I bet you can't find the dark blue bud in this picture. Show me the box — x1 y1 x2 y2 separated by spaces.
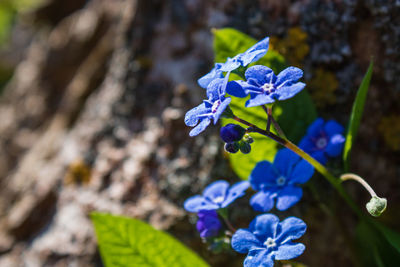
224 142 239 153
220 124 246 143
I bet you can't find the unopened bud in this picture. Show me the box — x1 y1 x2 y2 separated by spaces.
220 124 246 143
366 196 387 217
239 141 251 154
243 134 254 144
224 142 239 153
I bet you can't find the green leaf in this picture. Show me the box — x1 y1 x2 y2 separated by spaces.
374 221 400 254
343 60 373 171
356 220 400 267
91 213 209 267
214 28 316 179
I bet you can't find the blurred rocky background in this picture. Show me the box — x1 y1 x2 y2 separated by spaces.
0 0 399 266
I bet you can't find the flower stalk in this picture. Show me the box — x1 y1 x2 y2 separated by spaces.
234 115 364 218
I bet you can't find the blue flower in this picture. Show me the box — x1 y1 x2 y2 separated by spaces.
196 210 222 238
184 180 250 212
299 118 346 164
198 37 269 88
249 149 314 212
227 65 305 107
184 78 231 136
198 63 224 89
231 214 306 267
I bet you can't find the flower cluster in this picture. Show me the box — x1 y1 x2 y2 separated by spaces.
184 34 348 267
184 180 249 238
232 214 306 267
220 124 254 154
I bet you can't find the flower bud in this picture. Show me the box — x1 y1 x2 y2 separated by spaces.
220 124 246 143
239 141 251 154
224 142 239 153
366 196 387 217
243 134 254 144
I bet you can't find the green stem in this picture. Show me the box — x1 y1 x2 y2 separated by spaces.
233 115 364 218
261 105 287 138
218 208 236 233
340 173 377 197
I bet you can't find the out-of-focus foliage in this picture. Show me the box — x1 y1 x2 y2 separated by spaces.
91 213 210 267
308 69 338 107
378 114 400 151
214 28 316 179
0 0 44 45
356 220 400 267
64 159 92 185
343 61 373 171
270 27 309 68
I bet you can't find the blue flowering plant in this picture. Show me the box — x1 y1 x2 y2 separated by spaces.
183 28 390 266
232 214 306 267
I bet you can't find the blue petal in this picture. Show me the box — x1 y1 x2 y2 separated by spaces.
241 50 268 66
198 63 223 88
250 191 275 212
276 186 303 211
249 214 279 240
231 229 262 253
184 196 219 212
206 78 224 101
310 151 328 165
288 159 314 184
298 137 315 152
273 149 300 177
306 118 324 137
222 181 250 208
324 120 344 136
203 180 229 204
189 117 211 137
244 249 274 267
276 82 305 101
241 36 270 66
275 66 303 86
184 103 207 127
325 134 345 157
248 36 269 52
197 210 218 218
274 242 305 260
246 94 275 107
220 57 241 72
226 80 249 98
245 65 274 85
213 97 231 124
239 80 264 95
275 216 307 244
196 211 221 238
249 161 277 191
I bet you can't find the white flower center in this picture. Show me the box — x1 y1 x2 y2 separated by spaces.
316 137 328 149
214 196 224 204
276 176 286 186
261 83 276 95
264 237 277 248
211 100 221 113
